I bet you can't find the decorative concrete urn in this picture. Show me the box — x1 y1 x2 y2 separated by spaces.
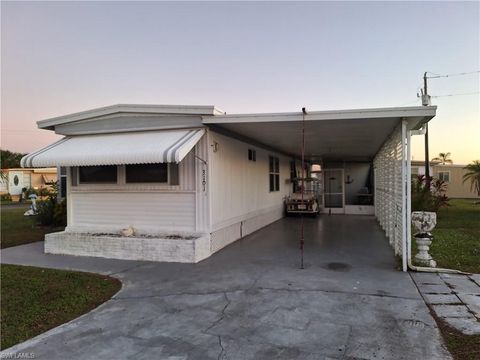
412 211 437 267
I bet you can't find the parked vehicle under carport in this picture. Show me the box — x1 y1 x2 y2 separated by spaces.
285 177 321 215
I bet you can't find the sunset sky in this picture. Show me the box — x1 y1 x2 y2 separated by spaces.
1 1 479 164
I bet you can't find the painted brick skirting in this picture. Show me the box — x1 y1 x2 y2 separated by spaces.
45 206 284 262
45 231 210 263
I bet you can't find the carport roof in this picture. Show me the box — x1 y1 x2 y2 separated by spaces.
203 106 436 161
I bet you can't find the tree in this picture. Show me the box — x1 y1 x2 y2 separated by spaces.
1 149 25 169
463 160 480 197
411 175 449 212
432 152 453 165
1 149 26 183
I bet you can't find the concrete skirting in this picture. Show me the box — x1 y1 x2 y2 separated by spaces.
210 206 284 253
45 231 211 263
344 205 375 215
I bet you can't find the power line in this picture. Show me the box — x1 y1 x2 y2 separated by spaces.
1 129 41 133
426 70 480 79
431 91 480 98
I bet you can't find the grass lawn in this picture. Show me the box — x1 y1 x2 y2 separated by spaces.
1 200 31 205
0 264 121 349
428 306 480 360
427 199 480 273
1 206 63 249
411 199 480 359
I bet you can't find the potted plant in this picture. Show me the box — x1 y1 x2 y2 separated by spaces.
411 175 449 267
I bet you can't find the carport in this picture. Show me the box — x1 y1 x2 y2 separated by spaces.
1 210 450 359
203 106 437 271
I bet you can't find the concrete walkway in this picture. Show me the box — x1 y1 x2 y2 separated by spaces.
411 272 480 335
1 216 451 359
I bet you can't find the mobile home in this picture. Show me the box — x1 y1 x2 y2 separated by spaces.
21 104 436 270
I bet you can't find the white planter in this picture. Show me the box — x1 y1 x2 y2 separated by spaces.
412 211 437 267
411 211 437 235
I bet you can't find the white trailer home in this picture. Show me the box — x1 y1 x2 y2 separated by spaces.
21 104 436 271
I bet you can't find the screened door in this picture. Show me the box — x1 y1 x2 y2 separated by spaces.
324 169 344 211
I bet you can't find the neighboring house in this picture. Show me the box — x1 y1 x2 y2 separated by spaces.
410 160 437 177
411 161 479 199
21 104 436 271
0 167 57 199
434 164 479 199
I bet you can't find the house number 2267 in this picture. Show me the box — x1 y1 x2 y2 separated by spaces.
202 169 206 192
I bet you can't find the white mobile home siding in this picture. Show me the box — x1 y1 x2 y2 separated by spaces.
66 151 197 234
208 131 291 252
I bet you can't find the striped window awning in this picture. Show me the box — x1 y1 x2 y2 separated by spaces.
21 128 205 167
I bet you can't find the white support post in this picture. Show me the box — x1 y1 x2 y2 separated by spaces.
401 120 407 272
406 129 413 265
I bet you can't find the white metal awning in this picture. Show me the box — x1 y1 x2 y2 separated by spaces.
21 128 205 167
203 106 436 162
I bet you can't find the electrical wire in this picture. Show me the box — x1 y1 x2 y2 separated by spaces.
431 91 480 98
426 70 480 79
1 129 40 133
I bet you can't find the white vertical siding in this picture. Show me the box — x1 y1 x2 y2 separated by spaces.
180 152 195 191
23 172 31 188
209 131 291 248
68 192 195 233
195 132 210 232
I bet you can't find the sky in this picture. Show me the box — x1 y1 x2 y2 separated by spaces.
1 1 479 164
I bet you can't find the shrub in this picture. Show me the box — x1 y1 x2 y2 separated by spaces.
19 187 28 202
35 181 66 227
411 175 449 212
37 187 52 197
36 200 55 226
53 199 67 226
1 193 12 202
22 187 37 198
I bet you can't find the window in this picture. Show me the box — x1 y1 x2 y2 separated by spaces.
59 167 67 198
126 163 168 183
75 164 179 186
248 149 256 162
60 176 67 197
269 156 280 192
79 166 117 183
438 171 450 182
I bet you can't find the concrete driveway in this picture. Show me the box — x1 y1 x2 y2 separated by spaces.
1 216 451 359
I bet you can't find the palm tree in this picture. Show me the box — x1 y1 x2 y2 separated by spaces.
463 160 480 197
432 152 453 165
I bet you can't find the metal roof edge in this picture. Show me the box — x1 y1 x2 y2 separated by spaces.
37 104 222 130
203 106 437 124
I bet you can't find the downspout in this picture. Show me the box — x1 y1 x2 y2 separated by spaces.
406 124 470 275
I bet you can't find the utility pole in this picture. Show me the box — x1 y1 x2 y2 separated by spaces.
422 72 431 189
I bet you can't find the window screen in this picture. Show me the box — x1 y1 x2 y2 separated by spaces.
248 149 256 162
438 172 450 182
126 163 168 183
79 166 117 183
269 156 280 191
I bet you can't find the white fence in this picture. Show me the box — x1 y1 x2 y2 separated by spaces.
373 123 405 258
